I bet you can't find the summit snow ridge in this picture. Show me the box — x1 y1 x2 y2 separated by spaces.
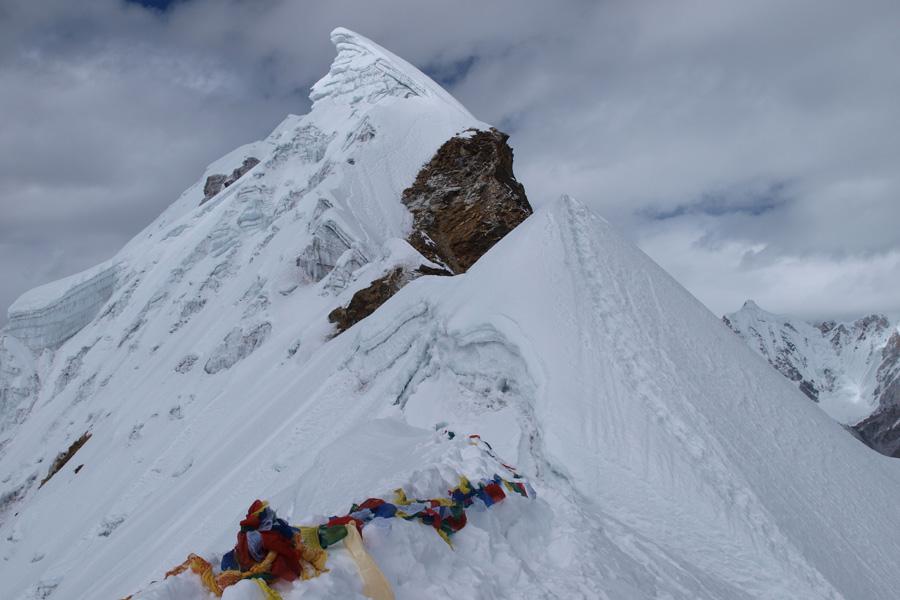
310 28 475 121
325 194 900 599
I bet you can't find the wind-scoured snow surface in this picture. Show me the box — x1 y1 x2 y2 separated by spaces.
2 28 900 600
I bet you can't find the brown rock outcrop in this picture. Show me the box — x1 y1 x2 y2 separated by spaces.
327 265 450 334
201 157 260 204
402 128 532 273
328 268 408 334
328 128 531 334
40 431 91 488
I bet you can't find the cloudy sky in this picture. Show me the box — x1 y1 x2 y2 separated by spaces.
1 0 898 323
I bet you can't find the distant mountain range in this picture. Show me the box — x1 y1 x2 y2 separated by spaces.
724 300 900 457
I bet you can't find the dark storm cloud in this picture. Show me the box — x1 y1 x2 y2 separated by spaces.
1 0 898 323
642 182 790 221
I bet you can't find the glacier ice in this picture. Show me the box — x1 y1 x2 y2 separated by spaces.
5 261 119 353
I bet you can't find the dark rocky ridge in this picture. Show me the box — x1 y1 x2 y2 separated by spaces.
818 314 891 353
329 129 532 334
854 405 900 458
201 157 260 204
39 431 91 488
329 267 407 333
853 331 900 457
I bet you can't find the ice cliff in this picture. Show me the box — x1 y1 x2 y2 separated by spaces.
5 261 120 353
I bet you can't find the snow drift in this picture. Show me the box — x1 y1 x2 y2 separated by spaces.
1 27 899 600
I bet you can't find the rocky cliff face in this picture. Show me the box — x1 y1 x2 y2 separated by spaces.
402 128 531 274
724 300 900 457
328 267 410 333
853 331 900 457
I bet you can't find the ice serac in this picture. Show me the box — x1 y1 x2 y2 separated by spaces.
0 335 39 437
310 27 474 120
5 260 119 353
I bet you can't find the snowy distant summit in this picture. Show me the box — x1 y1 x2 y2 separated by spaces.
2 28 900 600
722 301 892 420
723 301 900 455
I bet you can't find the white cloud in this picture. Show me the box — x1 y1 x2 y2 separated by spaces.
638 217 900 320
0 0 898 322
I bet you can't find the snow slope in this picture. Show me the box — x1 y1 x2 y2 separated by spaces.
723 301 898 424
2 28 900 600
0 24 483 451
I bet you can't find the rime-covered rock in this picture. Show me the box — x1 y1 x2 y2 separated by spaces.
201 157 260 204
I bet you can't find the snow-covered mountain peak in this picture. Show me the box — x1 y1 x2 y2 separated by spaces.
0 35 532 599
725 300 898 428
1 25 498 358
0 21 519 466
310 28 474 122
726 301 900 458
741 298 762 312
819 313 892 354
